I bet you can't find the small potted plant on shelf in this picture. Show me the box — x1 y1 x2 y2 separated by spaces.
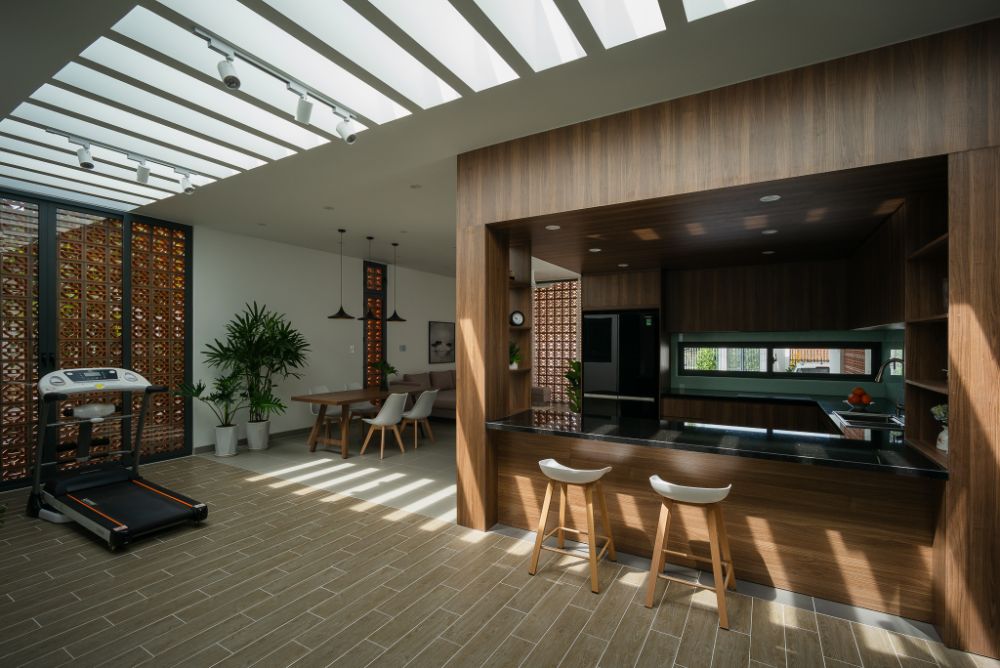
204 302 310 451
176 373 247 457
373 359 399 391
931 403 948 452
565 359 582 413
509 341 522 370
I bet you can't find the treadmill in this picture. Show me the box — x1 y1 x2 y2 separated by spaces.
27 367 207 550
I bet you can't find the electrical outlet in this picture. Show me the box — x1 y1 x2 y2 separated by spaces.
399 344 407 352
348 345 355 354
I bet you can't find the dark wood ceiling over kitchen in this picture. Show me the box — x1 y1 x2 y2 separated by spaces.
497 156 947 273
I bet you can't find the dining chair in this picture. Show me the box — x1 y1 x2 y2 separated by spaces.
360 393 408 459
401 389 438 449
347 381 378 418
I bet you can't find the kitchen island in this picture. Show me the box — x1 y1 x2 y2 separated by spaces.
486 406 945 621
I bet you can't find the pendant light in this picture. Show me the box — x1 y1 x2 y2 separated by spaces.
357 236 379 321
387 242 407 322
328 228 355 319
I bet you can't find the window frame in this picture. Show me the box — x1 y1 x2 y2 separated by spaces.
677 340 882 381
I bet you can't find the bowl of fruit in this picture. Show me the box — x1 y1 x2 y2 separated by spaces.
845 387 874 412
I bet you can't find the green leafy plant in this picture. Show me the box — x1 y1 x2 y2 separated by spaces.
373 360 399 389
176 373 247 427
509 341 522 366
564 359 582 413
203 302 310 422
931 404 948 425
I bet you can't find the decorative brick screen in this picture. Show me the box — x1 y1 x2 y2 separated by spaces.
532 281 579 404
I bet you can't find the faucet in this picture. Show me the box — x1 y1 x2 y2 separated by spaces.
874 357 903 383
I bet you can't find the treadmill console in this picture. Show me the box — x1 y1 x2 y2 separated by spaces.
39 368 152 396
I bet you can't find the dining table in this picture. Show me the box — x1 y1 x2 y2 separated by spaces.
291 386 429 458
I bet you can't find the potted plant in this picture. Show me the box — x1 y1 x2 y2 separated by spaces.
931 403 948 452
204 302 310 451
564 359 582 413
177 373 247 457
373 360 399 391
509 341 522 370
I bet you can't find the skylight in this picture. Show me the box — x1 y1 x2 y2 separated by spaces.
0 151 169 200
473 0 585 72
682 0 755 22
261 0 459 109
368 0 518 92
578 0 667 48
0 176 141 212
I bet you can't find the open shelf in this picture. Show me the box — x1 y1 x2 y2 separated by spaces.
509 366 532 372
906 313 947 324
906 379 948 395
508 280 531 289
906 437 949 468
907 232 948 261
509 325 532 331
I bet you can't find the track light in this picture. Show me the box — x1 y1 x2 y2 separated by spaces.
76 145 95 170
295 93 313 124
217 56 240 90
176 170 195 195
336 118 358 145
135 161 150 185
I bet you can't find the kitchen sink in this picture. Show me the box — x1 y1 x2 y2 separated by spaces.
832 410 904 430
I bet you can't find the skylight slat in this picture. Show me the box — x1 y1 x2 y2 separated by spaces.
82 36 325 151
0 135 177 192
473 0 585 72
368 0 518 92
0 118 213 187
111 9 363 139
30 84 264 170
262 0 459 109
11 102 238 179
0 165 155 207
53 63 294 161
578 0 667 48
153 0 410 124
0 176 139 211
682 0 754 22
0 150 174 199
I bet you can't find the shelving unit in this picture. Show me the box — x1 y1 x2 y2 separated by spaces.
508 243 533 414
903 192 949 465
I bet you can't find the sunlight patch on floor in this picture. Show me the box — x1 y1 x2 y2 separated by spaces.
245 458 331 481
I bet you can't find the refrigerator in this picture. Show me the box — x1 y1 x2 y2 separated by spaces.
582 311 659 419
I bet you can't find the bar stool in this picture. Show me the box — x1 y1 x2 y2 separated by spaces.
528 458 617 593
644 475 736 628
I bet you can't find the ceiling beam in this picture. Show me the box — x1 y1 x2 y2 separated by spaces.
553 0 606 57
447 0 535 79
658 0 690 30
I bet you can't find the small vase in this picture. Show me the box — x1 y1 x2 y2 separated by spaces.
936 425 949 452
509 361 518 370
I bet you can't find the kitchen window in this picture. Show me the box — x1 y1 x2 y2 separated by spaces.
678 342 882 380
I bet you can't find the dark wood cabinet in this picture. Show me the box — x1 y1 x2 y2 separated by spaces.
848 204 906 328
661 395 838 434
581 269 660 311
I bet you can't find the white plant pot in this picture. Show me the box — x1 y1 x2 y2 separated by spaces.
509 362 518 370
215 425 238 457
936 426 949 452
247 420 271 451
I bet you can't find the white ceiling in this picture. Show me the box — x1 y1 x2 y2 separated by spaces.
2 0 998 276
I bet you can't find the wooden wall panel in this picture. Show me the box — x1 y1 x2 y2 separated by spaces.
581 269 660 311
941 147 1000 658
494 430 941 621
849 205 906 328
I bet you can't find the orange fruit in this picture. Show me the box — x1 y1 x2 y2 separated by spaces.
861 394 872 405
852 387 865 396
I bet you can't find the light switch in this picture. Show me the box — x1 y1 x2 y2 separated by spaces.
349 345 356 354
399 344 407 352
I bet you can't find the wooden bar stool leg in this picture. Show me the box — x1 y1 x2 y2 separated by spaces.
716 506 736 590
584 484 600 593
645 501 671 607
596 481 616 561
529 482 554 575
557 484 567 548
706 504 730 629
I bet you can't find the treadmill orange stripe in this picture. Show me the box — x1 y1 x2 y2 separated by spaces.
132 479 194 507
66 493 125 527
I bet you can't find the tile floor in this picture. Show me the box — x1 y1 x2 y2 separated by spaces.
0 424 996 667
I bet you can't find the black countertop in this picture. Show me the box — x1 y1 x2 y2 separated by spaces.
486 403 947 479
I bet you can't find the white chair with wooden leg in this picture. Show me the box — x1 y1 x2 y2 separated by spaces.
347 381 377 419
644 475 736 629
401 389 438 449
359 392 407 460
528 458 617 593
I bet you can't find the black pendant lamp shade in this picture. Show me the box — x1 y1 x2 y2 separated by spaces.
358 236 379 321
328 228 355 319
387 242 406 322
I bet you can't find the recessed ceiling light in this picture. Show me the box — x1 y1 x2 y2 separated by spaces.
323 205 335 210
759 194 781 203
545 224 561 231
762 229 778 235
762 250 775 255
409 184 422 189
618 263 629 268
589 248 602 253
257 222 267 226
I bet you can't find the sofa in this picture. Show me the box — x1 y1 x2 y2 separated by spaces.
389 370 456 419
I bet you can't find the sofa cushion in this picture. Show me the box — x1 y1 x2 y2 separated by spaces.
435 389 457 409
430 370 454 390
404 372 431 388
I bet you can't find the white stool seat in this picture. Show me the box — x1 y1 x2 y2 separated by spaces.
649 475 731 505
538 458 611 485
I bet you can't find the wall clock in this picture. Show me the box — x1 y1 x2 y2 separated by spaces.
509 310 525 326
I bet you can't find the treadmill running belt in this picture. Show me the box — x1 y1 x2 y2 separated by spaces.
60 480 197 536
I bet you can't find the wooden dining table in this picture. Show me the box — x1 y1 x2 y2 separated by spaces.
291 386 428 458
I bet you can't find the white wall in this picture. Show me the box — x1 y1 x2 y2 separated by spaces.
192 227 455 448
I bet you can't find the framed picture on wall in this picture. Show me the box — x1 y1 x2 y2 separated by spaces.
428 321 455 364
